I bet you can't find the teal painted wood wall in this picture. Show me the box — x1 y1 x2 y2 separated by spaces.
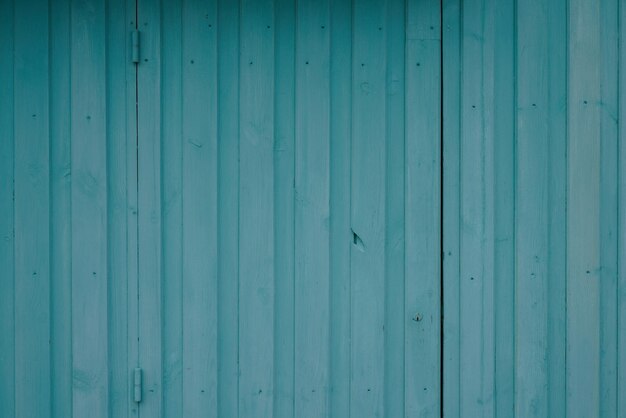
2 0 626 416
139 0 441 416
0 0 137 418
443 0 626 416
0 0 442 417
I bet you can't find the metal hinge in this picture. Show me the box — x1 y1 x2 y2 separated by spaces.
133 367 142 403
131 30 140 64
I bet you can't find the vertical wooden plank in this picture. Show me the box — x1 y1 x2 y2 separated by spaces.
160 0 183 416
619 1 626 414
71 0 109 416
126 0 140 415
217 0 241 417
515 0 550 415
107 0 135 417
137 0 164 414
459 0 495 415
14 0 51 416
480 3 496 413
50 0 73 416
350 0 386 416
329 0 352 415
294 1 330 416
546 0 568 415
383 0 405 415
181 0 219 416
603 0 621 410
567 0 601 416
493 0 515 416
442 0 461 415
619 0 626 413
459 2 484 414
405 0 440 416
0 0 15 415
273 0 295 416
238 0 275 415
598 0 619 415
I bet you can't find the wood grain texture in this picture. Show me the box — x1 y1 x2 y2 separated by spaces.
50 0 73 416
443 0 620 417
619 1 626 416
238 1 275 416
442 0 462 415
350 0 387 416
181 0 219 416
142 2 441 418
0 0 16 416
598 2 620 417
459 0 495 415
384 0 406 415
137 0 164 415
616 1 626 416
516 0 550 414
2 2 451 417
218 0 242 416
160 0 183 416
14 1 51 417
546 0 568 416
295 0 331 415
7 0 626 417
273 0 296 417
328 0 352 416
405 0 441 415
125 0 140 414
70 0 109 416
107 1 135 418
493 1 516 416
567 0 602 416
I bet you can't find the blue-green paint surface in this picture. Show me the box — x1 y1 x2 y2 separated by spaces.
443 0 625 416
0 0 440 417
2 0 626 417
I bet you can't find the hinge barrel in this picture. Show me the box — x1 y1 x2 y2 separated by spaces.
131 30 140 63
133 367 142 403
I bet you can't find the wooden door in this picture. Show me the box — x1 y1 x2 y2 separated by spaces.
0 0 139 417
134 0 442 417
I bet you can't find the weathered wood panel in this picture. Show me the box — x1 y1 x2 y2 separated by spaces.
136 0 164 416
294 0 331 416
0 1 15 417
144 1 442 417
619 2 626 416
14 1 51 417
328 0 352 416
350 1 388 415
0 1 136 417
180 0 219 417
239 0 276 416
50 0 73 415
1 1 441 417
273 1 296 417
443 0 623 416
216 1 242 417
159 0 184 416
405 1 441 416
7 0 626 417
